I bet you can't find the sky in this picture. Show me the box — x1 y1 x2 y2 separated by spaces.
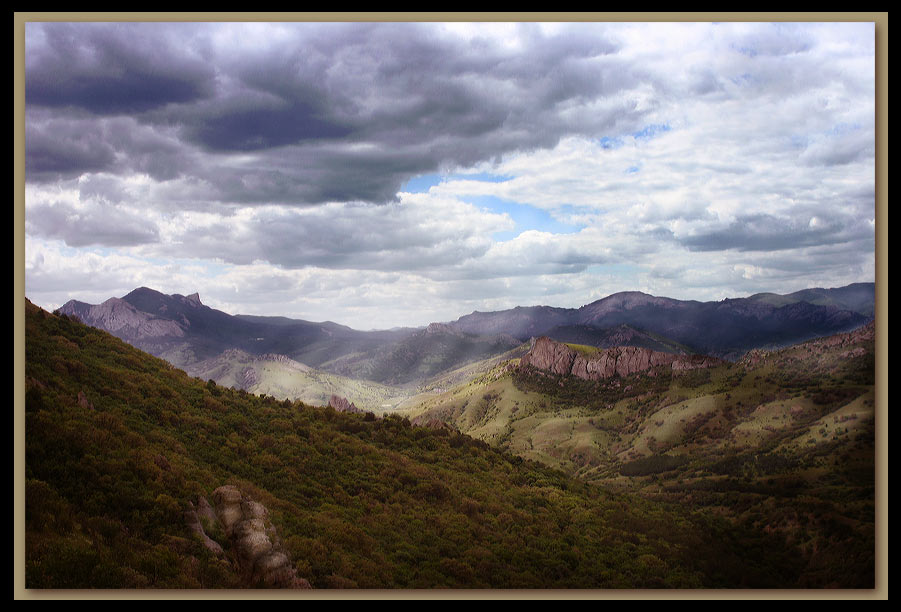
22 20 876 330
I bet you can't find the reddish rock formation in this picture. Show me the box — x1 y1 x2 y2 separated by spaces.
328 394 363 414
77 390 94 410
520 336 721 381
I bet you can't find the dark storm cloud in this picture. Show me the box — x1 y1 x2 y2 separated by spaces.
26 113 194 182
26 22 645 207
201 147 438 206
183 93 354 152
678 213 872 253
25 22 215 114
26 120 116 178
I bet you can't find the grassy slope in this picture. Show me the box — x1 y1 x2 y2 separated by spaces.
185 350 415 413
25 300 814 589
407 325 876 587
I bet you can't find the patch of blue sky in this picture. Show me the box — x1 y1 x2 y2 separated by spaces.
828 122 863 135
584 263 644 286
598 135 624 150
134 253 231 277
587 263 641 276
80 245 116 257
789 134 808 149
633 123 671 141
400 171 512 194
461 195 585 242
401 173 443 193
728 72 754 87
626 165 641 174
596 123 671 151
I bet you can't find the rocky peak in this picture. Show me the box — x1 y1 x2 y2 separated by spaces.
183 292 203 307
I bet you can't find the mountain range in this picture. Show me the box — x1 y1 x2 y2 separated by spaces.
59 284 873 388
447 284 873 361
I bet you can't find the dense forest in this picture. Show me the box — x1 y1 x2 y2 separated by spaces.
22 300 823 589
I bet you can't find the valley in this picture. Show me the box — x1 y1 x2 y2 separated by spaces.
26 282 878 589
402 325 876 588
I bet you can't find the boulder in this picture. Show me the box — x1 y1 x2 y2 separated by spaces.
205 485 311 588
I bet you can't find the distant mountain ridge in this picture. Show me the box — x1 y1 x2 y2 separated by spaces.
58 283 873 387
59 287 521 386
447 283 873 361
747 282 875 317
60 287 409 370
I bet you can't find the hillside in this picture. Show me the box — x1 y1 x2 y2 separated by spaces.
408 325 876 587
25 298 827 589
185 349 414 412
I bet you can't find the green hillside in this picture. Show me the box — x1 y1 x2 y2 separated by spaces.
408 325 876 587
23 300 818 589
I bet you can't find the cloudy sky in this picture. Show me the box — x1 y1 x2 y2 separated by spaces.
23 20 875 329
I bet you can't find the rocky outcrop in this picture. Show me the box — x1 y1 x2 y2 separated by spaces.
520 336 722 382
329 394 363 414
185 486 311 588
77 390 94 410
184 499 225 557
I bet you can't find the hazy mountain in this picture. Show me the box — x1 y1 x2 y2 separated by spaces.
747 282 876 317
59 283 873 386
539 323 695 354
447 283 873 360
60 287 412 370
449 305 577 339
322 322 522 386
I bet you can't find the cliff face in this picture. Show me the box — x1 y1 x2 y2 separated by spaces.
519 337 721 381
